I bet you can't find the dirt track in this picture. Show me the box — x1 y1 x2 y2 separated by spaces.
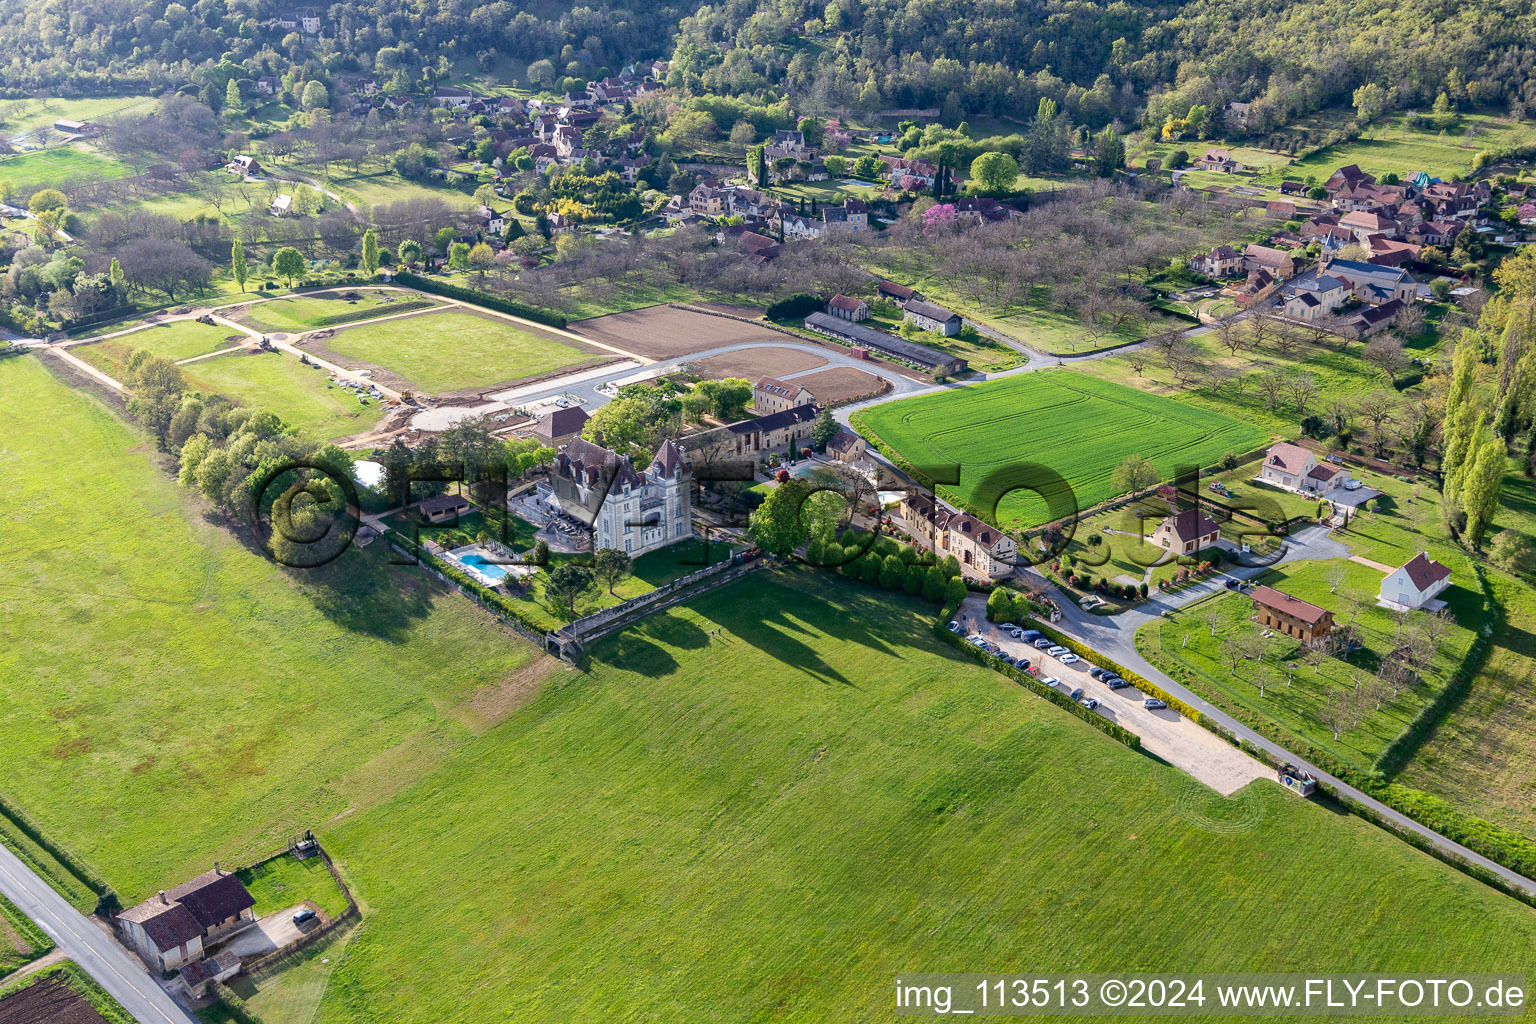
790 366 889 406
568 306 789 359
689 346 827 380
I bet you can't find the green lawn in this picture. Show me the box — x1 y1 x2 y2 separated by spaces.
238 855 350 919
73 321 244 380
319 310 591 393
0 95 154 137
301 568 1536 1023
852 370 1270 529
0 144 131 189
1282 112 1536 183
182 349 386 440
0 354 542 903
988 301 1173 355
236 290 437 334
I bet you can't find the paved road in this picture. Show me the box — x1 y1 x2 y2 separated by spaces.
0 843 197 1024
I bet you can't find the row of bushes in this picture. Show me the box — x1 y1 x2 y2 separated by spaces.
932 603 1142 750
765 292 826 320
214 981 266 1024
390 271 567 328
379 526 554 636
0 791 118 915
59 304 139 332
1021 618 1207 724
311 298 435 328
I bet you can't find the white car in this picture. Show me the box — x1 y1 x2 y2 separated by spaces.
1080 697 1101 710
1041 676 1060 687
1060 653 1081 665
1047 646 1070 657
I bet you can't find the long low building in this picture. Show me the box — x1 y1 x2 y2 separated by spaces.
802 312 967 376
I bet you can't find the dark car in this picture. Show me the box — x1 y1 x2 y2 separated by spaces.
1106 676 1129 690
1020 630 1043 642
1224 579 1242 590
1143 698 1168 710
1089 667 1106 680
293 908 318 927
1033 638 1054 650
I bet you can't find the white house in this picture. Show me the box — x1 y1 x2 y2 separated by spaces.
1379 552 1451 611
546 437 693 557
1258 442 1356 496
270 194 293 216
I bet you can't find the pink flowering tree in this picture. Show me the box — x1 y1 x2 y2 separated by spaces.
921 203 957 232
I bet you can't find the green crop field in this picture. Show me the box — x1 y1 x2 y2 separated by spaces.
181 349 386 440
853 371 1270 528
0 354 541 901
235 290 438 334
319 310 591 393
0 144 131 189
73 321 244 380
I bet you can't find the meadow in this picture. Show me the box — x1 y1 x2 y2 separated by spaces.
0 95 153 138
0 354 543 903
319 310 592 393
73 321 243 380
236 290 437 334
852 371 1270 529
181 349 386 440
0 144 131 189
238 855 349 920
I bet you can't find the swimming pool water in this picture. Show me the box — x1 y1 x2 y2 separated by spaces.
459 553 510 582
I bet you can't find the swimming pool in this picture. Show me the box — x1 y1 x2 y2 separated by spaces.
458 552 510 582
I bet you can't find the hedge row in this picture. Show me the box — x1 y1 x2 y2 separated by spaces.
0 891 54 966
390 271 567 328
312 298 435 328
380 526 554 636
214 981 267 1024
931 608 1142 751
765 292 824 320
0 792 118 915
1020 617 1209 725
60 304 140 332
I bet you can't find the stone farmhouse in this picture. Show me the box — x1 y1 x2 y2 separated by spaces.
898 493 1018 580
802 313 967 376
117 867 256 972
902 298 962 336
753 376 816 414
827 294 870 321
1150 508 1221 556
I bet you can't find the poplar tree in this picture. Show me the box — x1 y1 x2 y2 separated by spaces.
230 239 248 292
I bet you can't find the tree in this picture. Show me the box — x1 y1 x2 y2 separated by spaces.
811 406 838 449
1112 454 1158 494
125 355 188 448
468 241 495 278
1490 530 1536 574
944 575 968 606
448 241 470 271
748 478 810 555
1362 333 1407 383
398 239 423 267
592 547 634 595
28 188 67 216
544 563 593 616
224 78 243 116
230 238 248 292
361 228 380 277
273 246 306 287
1460 426 1506 547
108 257 124 288
1092 126 1124 177
1352 82 1386 123
301 80 330 111
922 565 948 603
969 151 1018 195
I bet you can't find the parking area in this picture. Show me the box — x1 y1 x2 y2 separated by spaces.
951 607 1269 796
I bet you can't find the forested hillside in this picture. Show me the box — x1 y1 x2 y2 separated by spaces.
1 0 1531 126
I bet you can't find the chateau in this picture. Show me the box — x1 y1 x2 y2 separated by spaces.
546 436 693 556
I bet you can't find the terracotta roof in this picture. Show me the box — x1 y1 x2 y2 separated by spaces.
1400 552 1450 591
877 280 915 300
1306 463 1340 481
1265 442 1313 475
1162 508 1219 543
828 294 866 313
827 429 862 452
164 870 256 930
118 900 204 951
1251 585 1331 625
754 376 807 400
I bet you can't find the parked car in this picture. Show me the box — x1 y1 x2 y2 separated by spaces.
1089 667 1106 680
1033 638 1054 650
1105 676 1129 690
1046 646 1069 657
293 908 318 927
1060 653 1080 665
1021 630 1043 642
999 623 1020 633
1015 658 1031 670
1080 697 1101 710
1224 579 1242 590
1061 686 1084 701
1041 676 1060 687
947 621 961 632
1143 698 1168 710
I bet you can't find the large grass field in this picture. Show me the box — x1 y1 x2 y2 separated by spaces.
182 349 386 440
0 354 542 901
319 309 591 393
0 95 154 137
73 321 243 380
235 290 437 334
0 144 131 189
853 370 1271 529
9 357 1536 1022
